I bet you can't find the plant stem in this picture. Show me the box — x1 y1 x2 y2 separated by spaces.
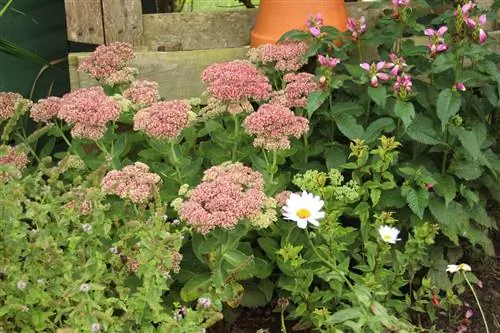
441 149 449 174
305 229 353 290
57 121 72 148
232 114 239 161
170 142 183 183
280 308 287 333
16 133 41 163
303 135 309 164
329 93 335 139
365 97 372 125
463 272 490 333
357 40 364 63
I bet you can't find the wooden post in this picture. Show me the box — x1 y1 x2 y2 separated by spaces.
102 0 144 46
64 0 105 44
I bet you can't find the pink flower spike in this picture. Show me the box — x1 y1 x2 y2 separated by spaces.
370 76 379 87
466 17 476 28
310 27 321 37
360 63 371 71
479 14 487 25
479 29 487 44
347 17 356 32
315 13 324 25
437 26 448 36
424 28 435 37
456 82 466 91
377 73 390 81
461 3 472 14
376 61 386 71
390 65 400 77
317 54 327 66
436 43 448 52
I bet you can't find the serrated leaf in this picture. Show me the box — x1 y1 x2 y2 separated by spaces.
307 90 329 118
326 308 364 325
407 114 443 145
335 113 364 140
332 102 365 117
324 146 347 170
370 189 381 206
449 159 483 180
436 89 461 132
367 86 387 108
433 174 456 206
404 187 429 219
180 274 212 302
278 29 311 42
394 99 415 131
429 199 469 245
454 128 481 160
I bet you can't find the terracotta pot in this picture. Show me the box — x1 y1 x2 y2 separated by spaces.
250 0 348 47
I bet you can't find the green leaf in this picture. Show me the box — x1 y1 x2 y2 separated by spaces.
394 99 415 131
431 53 456 73
307 90 329 118
257 237 279 259
362 117 395 143
433 174 456 206
429 199 469 245
335 113 364 140
324 145 347 170
407 114 443 145
331 102 365 117
454 128 480 161
0 37 51 66
404 187 429 219
253 258 273 279
180 273 212 302
436 89 461 132
367 86 387 108
278 29 311 42
449 159 483 180
370 189 381 206
326 308 364 325
345 64 367 78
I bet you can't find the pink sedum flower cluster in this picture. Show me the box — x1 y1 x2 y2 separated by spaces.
250 41 309 72
279 73 320 109
123 80 160 107
201 60 272 103
101 162 161 203
347 16 367 41
133 100 194 140
30 97 61 123
244 103 309 151
179 162 267 234
0 145 29 180
0 92 24 121
78 42 135 85
59 86 122 140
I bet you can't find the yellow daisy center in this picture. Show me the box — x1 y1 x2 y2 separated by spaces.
296 208 311 219
383 234 392 241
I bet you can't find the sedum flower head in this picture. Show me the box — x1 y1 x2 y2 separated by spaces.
251 41 309 72
30 97 61 123
58 86 122 140
201 60 272 103
378 225 401 244
0 92 25 121
282 191 325 229
101 162 161 203
123 80 160 107
446 263 471 273
249 197 278 229
244 103 309 151
133 100 195 140
179 162 267 234
0 145 29 180
281 73 320 109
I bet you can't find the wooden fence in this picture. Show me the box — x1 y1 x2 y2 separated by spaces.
65 0 499 100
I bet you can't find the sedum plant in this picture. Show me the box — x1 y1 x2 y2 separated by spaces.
0 0 498 331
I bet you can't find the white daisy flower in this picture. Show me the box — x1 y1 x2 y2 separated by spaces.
378 225 401 244
282 191 325 229
446 263 471 273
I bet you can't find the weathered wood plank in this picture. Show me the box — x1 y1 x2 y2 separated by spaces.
63 0 105 44
142 9 259 51
68 47 250 100
102 0 143 45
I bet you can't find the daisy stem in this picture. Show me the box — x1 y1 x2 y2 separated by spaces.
462 272 490 333
305 229 353 290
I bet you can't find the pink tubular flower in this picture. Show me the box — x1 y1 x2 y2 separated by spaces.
424 26 448 56
179 162 266 234
244 103 309 151
30 97 61 123
455 82 466 91
317 54 341 68
101 162 161 203
252 41 309 72
78 42 135 83
386 53 407 76
58 86 122 140
306 13 323 37
0 92 24 121
360 61 390 88
123 80 160 107
281 73 320 108
201 60 272 102
133 100 194 140
347 16 367 41
392 74 413 99
392 0 410 7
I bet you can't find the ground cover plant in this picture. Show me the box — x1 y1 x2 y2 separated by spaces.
1 0 499 332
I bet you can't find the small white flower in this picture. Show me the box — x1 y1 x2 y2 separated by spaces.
17 280 27 290
91 323 101 333
282 191 325 229
82 223 92 233
446 263 471 273
79 283 90 292
378 225 401 244
109 247 119 254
